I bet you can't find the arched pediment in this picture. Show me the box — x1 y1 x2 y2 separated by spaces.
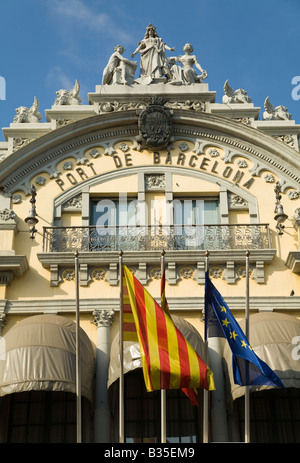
0 109 299 198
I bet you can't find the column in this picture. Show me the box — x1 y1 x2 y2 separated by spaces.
93 309 114 443
208 337 229 442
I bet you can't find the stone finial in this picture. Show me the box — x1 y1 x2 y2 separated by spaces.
262 96 292 121
13 96 42 123
54 80 82 105
222 80 252 104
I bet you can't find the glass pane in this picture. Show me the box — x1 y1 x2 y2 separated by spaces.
6 392 81 443
123 371 200 443
235 389 300 443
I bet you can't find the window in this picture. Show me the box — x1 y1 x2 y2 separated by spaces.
173 198 220 249
89 197 140 251
90 197 140 228
173 198 220 226
110 370 202 443
0 391 91 443
235 388 300 443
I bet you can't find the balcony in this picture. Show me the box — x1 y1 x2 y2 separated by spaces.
38 224 275 287
42 224 271 253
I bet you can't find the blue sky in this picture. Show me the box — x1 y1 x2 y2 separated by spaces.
0 0 300 141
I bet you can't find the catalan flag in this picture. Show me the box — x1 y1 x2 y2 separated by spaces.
123 265 215 392
123 275 138 342
160 269 171 318
161 269 199 406
204 271 284 389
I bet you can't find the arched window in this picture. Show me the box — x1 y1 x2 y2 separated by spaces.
109 370 203 443
234 388 300 443
0 391 91 443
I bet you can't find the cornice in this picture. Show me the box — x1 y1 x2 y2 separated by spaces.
4 295 300 315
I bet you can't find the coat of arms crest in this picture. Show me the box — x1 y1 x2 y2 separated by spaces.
137 96 172 149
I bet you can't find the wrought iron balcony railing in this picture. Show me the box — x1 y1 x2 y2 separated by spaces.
42 224 271 253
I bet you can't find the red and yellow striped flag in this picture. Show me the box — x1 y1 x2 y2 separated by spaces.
123 275 138 342
161 269 200 406
160 269 171 318
123 265 215 392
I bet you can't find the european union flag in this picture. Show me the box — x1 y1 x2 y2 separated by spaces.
204 271 284 388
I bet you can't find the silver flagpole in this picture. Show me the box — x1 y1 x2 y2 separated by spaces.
119 250 124 443
75 251 82 443
203 250 209 443
160 250 167 443
245 250 250 443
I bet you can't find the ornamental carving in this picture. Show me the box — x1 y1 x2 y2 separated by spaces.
62 194 82 210
179 267 194 279
62 269 75 281
137 96 172 149
149 267 161 280
93 310 114 328
91 268 106 280
145 174 165 190
0 208 17 222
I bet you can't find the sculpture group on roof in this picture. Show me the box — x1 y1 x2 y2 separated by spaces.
102 24 208 86
10 24 294 124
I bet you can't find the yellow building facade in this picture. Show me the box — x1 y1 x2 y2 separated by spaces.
0 27 300 443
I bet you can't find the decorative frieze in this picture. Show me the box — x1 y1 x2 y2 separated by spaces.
13 137 37 152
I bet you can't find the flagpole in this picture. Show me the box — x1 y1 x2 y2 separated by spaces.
118 250 125 443
203 250 209 443
245 250 250 443
160 250 167 443
75 251 82 443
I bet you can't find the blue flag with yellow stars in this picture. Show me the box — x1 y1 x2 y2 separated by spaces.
204 271 284 388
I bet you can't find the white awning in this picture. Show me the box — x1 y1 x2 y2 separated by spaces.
223 312 300 400
108 315 206 388
0 315 95 402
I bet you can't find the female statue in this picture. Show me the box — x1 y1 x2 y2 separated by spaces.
131 24 175 82
169 43 207 85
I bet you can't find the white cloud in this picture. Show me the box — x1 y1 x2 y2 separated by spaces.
48 0 134 44
45 66 74 91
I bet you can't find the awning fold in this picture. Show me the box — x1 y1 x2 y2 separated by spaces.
223 312 300 400
0 315 95 401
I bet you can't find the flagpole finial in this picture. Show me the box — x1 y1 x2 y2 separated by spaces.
246 250 250 257
205 250 209 257
74 250 79 258
161 249 165 256
119 250 123 257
